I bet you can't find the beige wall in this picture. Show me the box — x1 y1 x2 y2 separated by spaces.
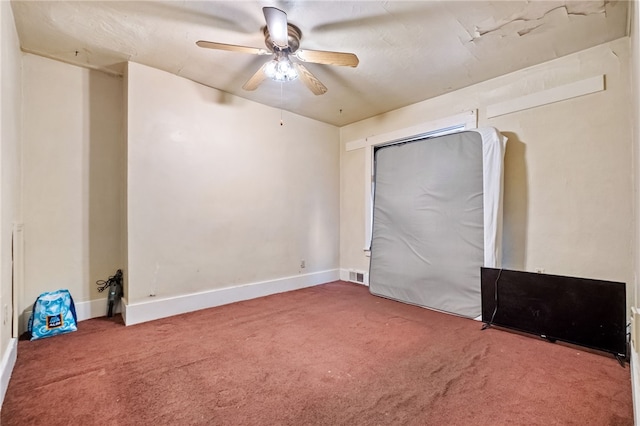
0 1 22 356
8 22 636 322
125 62 340 303
21 54 124 322
632 0 640 312
341 39 633 306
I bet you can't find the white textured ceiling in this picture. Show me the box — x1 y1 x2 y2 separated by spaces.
11 1 628 126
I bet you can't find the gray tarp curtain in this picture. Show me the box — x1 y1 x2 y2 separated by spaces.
369 129 505 318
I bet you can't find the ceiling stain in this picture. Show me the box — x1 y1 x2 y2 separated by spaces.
472 1 608 41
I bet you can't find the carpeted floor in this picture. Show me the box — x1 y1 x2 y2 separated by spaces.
1 281 633 425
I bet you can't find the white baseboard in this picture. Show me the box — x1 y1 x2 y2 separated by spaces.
74 297 121 321
123 269 340 326
0 338 17 407
120 297 128 325
632 348 639 425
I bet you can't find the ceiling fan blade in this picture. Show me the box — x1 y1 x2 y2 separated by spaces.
196 40 270 56
242 63 269 91
294 63 327 96
263 7 289 49
295 50 359 67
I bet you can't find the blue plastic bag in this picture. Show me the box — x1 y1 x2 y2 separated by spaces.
28 289 77 340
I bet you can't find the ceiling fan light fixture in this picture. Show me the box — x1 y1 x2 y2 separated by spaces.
264 56 298 82
197 6 358 95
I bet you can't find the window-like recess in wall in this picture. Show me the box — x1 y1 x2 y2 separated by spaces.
344 110 478 255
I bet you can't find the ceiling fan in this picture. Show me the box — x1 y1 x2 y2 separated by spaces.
196 7 359 95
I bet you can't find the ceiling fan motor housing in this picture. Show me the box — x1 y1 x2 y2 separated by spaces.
263 24 302 53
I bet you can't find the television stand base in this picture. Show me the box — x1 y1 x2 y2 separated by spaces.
541 335 556 343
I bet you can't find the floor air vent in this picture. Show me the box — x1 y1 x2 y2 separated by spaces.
349 270 365 284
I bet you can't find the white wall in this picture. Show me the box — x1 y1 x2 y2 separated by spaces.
341 38 633 303
0 0 22 402
126 62 340 305
21 54 124 325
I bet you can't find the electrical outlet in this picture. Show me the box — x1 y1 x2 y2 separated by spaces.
300 260 306 269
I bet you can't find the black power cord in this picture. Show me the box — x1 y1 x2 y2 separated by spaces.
96 269 122 293
482 268 502 330
96 269 123 317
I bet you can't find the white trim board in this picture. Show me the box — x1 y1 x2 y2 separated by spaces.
486 75 604 119
13 223 24 338
0 338 17 408
345 110 478 152
123 269 340 326
632 348 639 425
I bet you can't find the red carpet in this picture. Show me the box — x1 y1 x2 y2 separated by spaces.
1 281 633 425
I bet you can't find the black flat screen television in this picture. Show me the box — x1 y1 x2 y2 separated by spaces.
481 267 627 357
